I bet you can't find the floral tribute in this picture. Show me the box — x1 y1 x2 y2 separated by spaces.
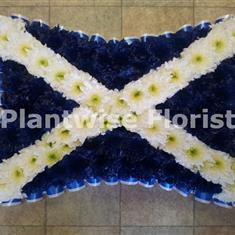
0 15 235 207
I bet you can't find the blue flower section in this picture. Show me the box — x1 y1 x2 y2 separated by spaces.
0 60 77 161
1 18 222 199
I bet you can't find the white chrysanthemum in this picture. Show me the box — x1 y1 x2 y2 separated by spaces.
163 129 185 153
0 182 22 202
81 88 111 112
181 40 215 78
66 107 101 143
121 80 149 114
171 133 211 169
223 17 235 49
200 152 234 184
109 91 129 115
98 113 120 132
214 184 235 203
40 147 64 168
205 25 234 61
46 61 72 87
27 47 55 78
163 58 192 89
136 111 168 146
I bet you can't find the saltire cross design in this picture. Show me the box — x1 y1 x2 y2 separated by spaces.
1 15 235 206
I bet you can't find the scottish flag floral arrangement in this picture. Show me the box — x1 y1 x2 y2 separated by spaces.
1 14 235 207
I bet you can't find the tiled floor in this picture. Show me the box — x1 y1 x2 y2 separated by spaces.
0 0 234 235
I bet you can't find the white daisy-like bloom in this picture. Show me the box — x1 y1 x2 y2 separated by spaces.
81 87 112 112
66 107 101 143
223 17 235 49
0 16 25 52
15 151 44 177
109 90 129 115
0 181 22 202
200 151 234 185
162 128 185 154
121 80 148 114
168 131 211 169
214 184 235 203
26 46 56 78
205 25 234 61
163 58 192 90
136 111 168 146
98 113 120 133
46 60 73 91
142 72 170 105
181 39 216 78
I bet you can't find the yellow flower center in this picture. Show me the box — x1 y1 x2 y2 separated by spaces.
130 89 144 102
186 146 203 161
170 70 181 83
46 151 61 166
61 144 71 152
116 97 127 108
54 71 66 82
38 58 49 67
148 84 159 96
29 156 38 166
19 44 31 56
12 167 24 183
191 54 205 65
59 129 70 139
0 34 8 42
87 94 101 108
212 39 225 52
72 81 83 94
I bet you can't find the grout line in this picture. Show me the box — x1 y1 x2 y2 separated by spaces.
45 198 48 235
48 0 51 26
119 185 122 235
0 5 234 8
121 0 123 40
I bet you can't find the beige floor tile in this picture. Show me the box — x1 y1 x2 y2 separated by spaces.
50 6 121 39
47 226 119 235
122 7 193 37
0 226 44 235
195 0 235 7
50 0 95 6
123 0 193 7
121 185 193 226
47 184 120 226
194 7 235 24
195 202 235 225
0 0 48 6
195 227 235 235
0 201 45 225
0 6 49 23
121 227 193 235
95 0 121 6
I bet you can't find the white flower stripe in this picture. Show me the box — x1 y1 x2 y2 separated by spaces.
125 110 235 202
0 16 235 202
